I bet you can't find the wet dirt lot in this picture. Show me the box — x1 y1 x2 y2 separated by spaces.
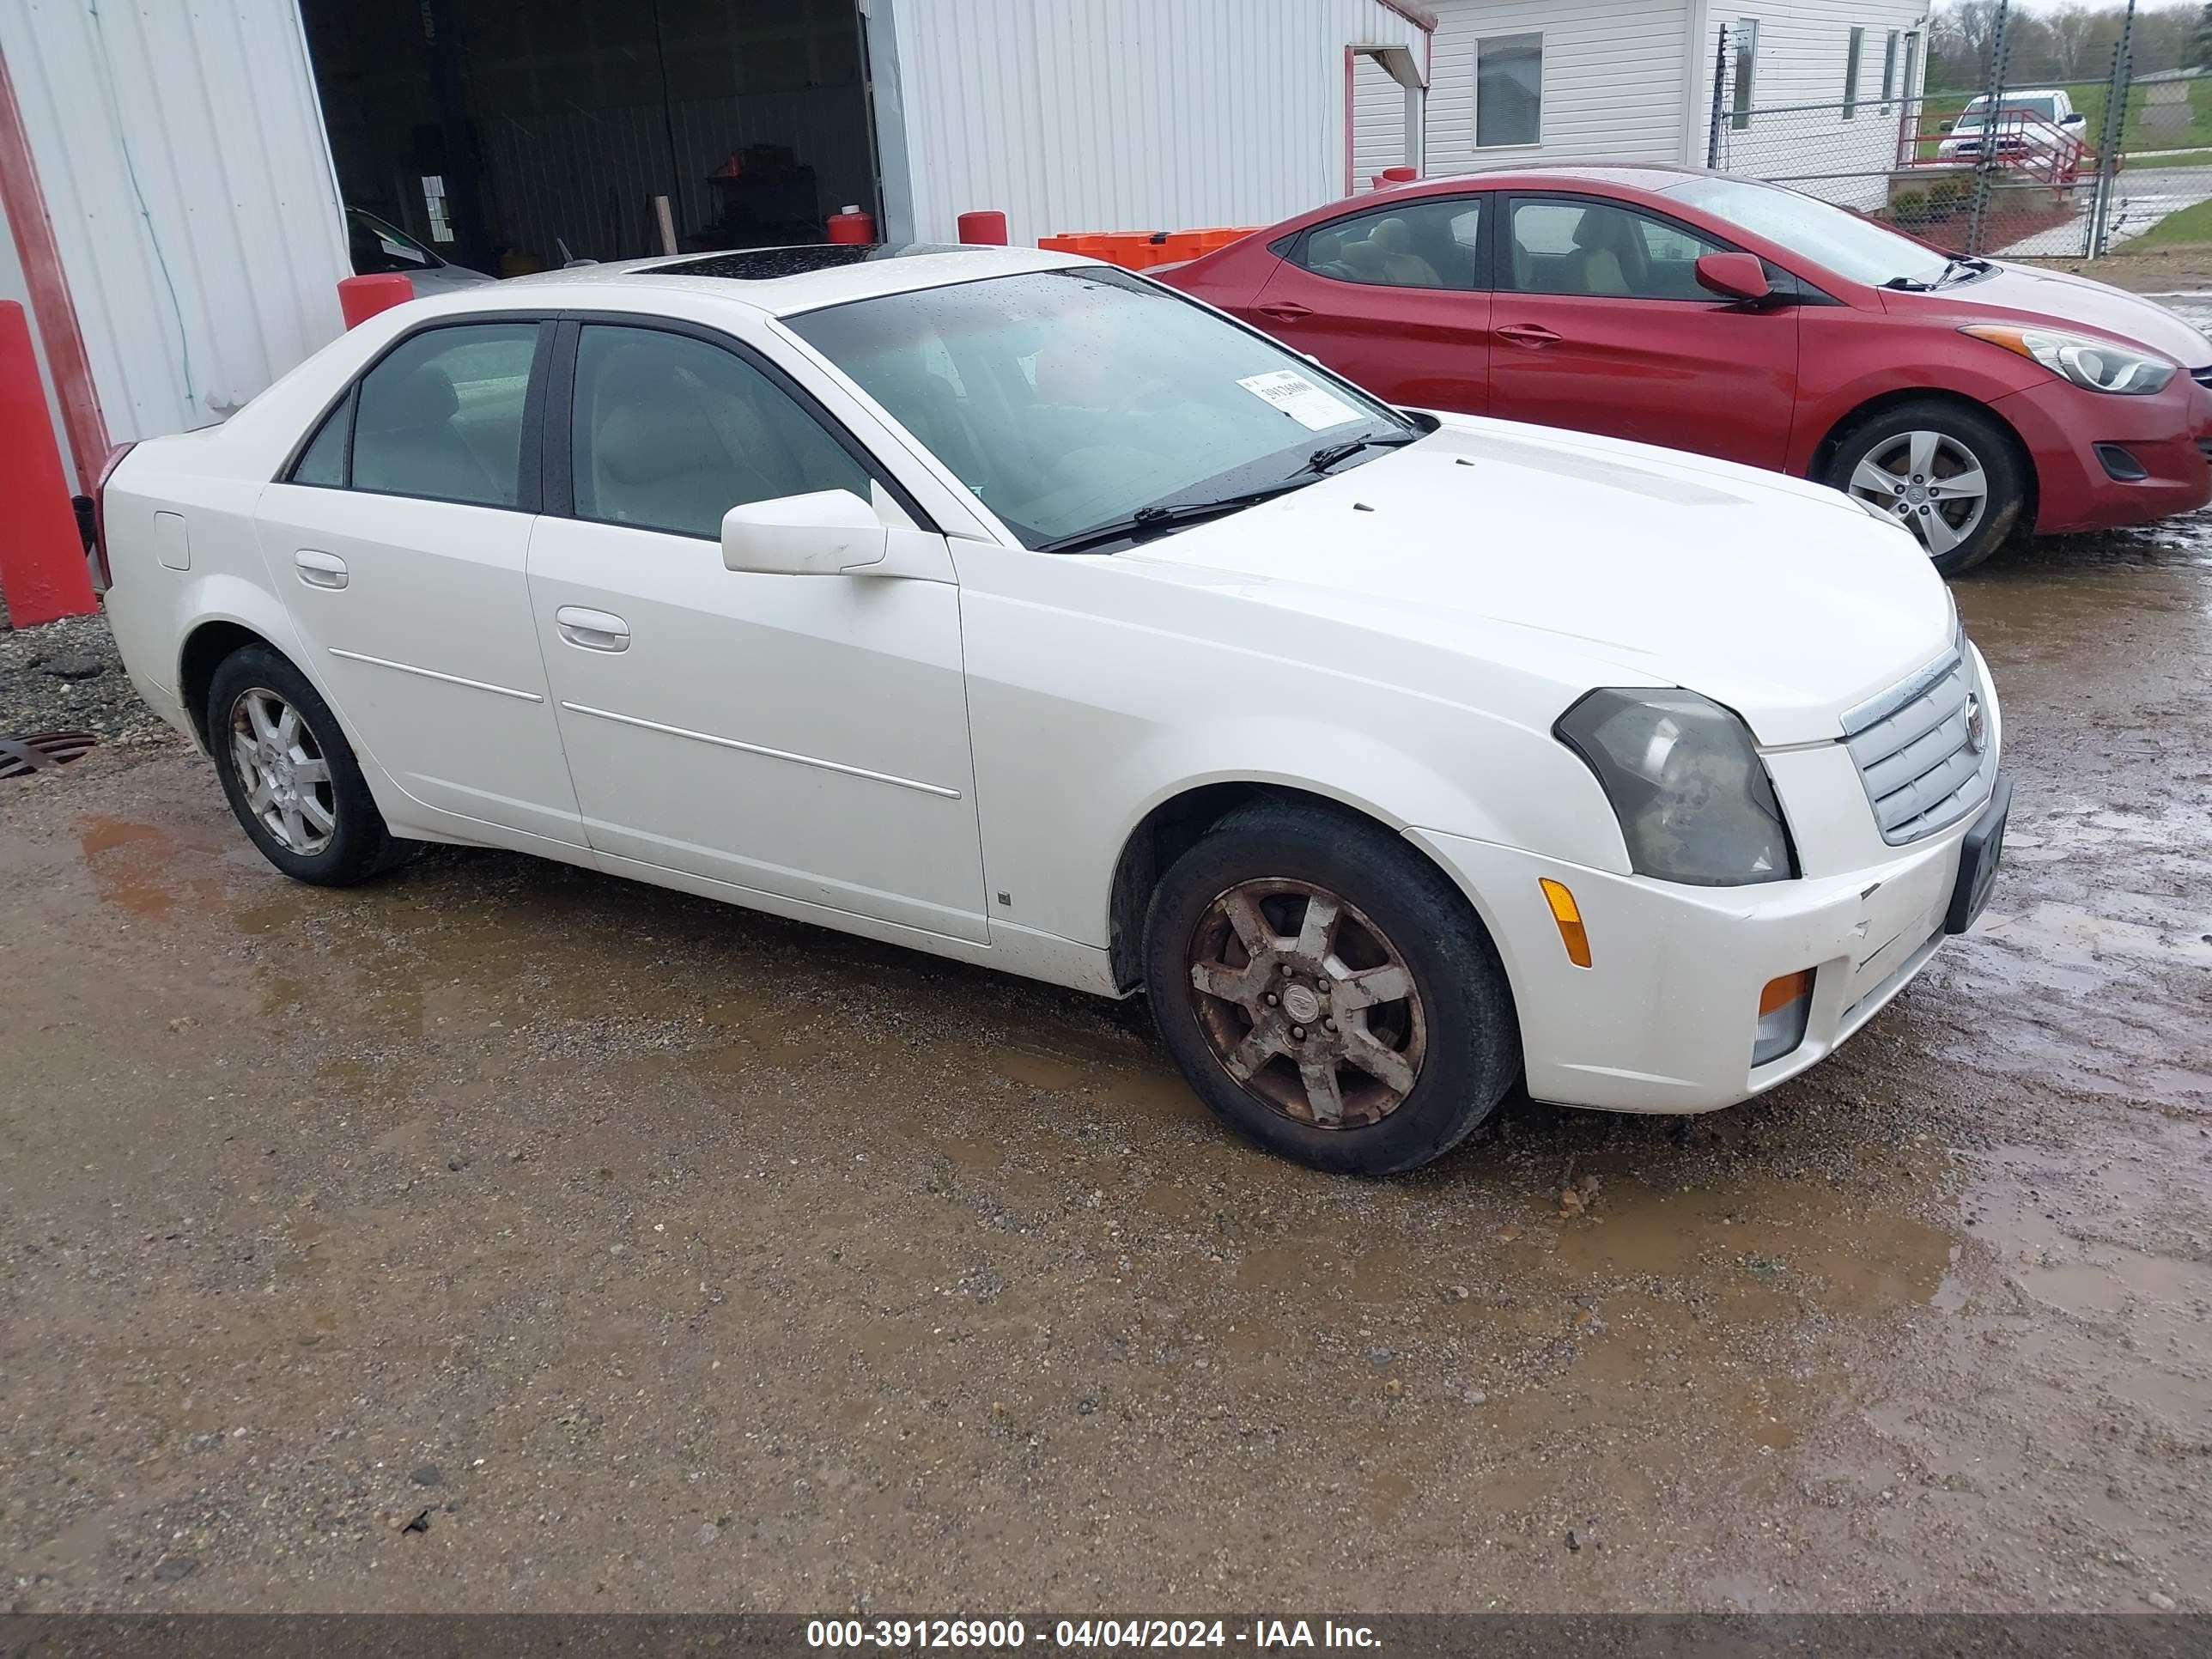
3 531 2209 1617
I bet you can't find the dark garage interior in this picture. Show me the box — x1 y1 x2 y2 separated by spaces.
301 0 880 277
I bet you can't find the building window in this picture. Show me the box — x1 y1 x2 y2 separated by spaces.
1475 33 1542 148
1843 27 1864 118
1730 19 1759 131
1881 30 1900 104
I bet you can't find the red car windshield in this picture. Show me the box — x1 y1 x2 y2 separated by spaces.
1662 176 1954 289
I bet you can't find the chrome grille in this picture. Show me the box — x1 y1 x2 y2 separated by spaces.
1841 641 1996 845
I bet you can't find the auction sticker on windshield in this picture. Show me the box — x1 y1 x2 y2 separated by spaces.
1237 370 1362 431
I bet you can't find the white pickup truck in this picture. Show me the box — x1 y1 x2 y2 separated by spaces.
1936 89 2090 167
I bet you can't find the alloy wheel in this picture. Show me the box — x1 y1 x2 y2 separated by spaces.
1845 429 1989 559
1184 878 1426 1128
228 688 337 856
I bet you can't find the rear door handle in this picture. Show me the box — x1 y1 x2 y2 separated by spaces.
1255 301 1314 323
555 605 629 653
294 549 348 589
1497 324 1562 348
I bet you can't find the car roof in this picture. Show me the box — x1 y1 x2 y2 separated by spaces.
468 242 1091 319
1305 164 1711 210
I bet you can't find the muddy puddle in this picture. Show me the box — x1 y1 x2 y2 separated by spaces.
3 501 2209 1610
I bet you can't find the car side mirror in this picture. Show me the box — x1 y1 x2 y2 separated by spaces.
1939 119 1955 132
1694 251 1771 304
722 489 890 575
2063 112 2086 127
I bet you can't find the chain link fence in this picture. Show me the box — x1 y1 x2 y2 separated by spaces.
1705 25 2212 265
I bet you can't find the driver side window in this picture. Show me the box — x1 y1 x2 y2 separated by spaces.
1505 198 1723 300
569 325 871 541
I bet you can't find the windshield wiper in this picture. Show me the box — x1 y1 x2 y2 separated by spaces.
1887 256 1991 293
1037 480 1316 555
1039 430 1421 555
1300 430 1421 475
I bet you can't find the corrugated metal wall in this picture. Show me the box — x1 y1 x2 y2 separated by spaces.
882 0 1429 245
0 0 349 446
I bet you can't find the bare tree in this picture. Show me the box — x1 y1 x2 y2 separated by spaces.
2044 3 2100 76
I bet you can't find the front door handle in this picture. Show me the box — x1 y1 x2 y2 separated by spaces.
1255 301 1314 323
555 605 630 653
1497 323 1562 349
294 549 349 589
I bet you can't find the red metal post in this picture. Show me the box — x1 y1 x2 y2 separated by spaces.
0 43 107 491
0 301 98 624
337 274 415 330
957 209 1009 245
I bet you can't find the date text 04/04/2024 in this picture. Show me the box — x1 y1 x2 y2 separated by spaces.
804 1620 1383 1649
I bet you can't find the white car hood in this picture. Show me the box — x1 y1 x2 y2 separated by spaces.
1118 415 1957 747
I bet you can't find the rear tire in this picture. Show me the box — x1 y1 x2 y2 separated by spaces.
1143 798 1520 1175
207 645 410 887
1826 398 2027 577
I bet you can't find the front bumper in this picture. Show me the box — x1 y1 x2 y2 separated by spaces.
1411 638 2004 1116
1413 820 1977 1113
1993 372 2212 534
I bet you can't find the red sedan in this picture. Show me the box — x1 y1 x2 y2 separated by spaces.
1162 165 2212 574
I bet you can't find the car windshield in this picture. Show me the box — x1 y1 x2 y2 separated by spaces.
1955 95 2059 128
349 210 446 275
1662 174 1953 289
785 266 1415 550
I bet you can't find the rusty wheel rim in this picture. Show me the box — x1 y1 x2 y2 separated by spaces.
1185 878 1425 1129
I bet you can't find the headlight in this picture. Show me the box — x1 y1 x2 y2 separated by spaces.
1960 323 2176 394
1556 690 1796 886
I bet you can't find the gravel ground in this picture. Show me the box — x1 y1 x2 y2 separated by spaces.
1 468 2207 1615
0 609 180 748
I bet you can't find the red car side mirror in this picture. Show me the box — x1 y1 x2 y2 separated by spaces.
1695 251 1771 304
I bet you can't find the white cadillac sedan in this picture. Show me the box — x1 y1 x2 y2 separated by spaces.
98 243 2008 1174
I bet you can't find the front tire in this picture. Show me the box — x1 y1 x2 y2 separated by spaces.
1143 799 1520 1175
1827 398 2027 577
207 645 408 886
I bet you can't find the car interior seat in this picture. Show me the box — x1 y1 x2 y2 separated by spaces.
352 363 502 504
1565 208 1647 296
1305 227 1352 279
585 347 780 538
1368 216 1443 286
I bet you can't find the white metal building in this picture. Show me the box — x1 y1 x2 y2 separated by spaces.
0 0 1433 491
1422 0 1928 203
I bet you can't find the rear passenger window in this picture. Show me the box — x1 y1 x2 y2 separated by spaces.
1292 198 1485 291
570 325 871 540
289 391 352 486
350 324 538 507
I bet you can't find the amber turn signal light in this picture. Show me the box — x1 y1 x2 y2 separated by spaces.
1759 970 1814 1016
1538 878 1592 969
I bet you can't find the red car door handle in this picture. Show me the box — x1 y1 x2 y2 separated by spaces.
1497 323 1561 348
1255 301 1314 322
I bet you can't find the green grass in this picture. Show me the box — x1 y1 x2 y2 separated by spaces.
2119 194 2212 246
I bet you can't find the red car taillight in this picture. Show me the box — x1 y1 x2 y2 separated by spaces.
83 441 135 592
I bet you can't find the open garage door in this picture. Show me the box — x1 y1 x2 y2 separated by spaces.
301 0 879 278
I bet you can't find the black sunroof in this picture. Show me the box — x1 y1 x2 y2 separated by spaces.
654 244 968 281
